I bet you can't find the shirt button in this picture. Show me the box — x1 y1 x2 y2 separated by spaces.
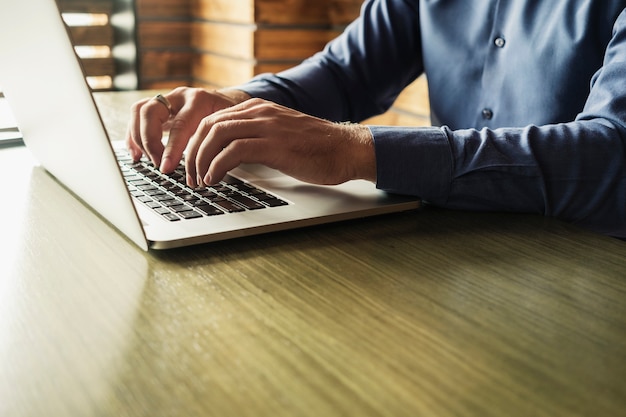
482 108 494 120
494 37 506 48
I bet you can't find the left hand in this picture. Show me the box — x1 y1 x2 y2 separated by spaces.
184 98 377 187
125 87 250 173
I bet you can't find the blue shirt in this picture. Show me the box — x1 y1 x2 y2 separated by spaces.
239 0 626 238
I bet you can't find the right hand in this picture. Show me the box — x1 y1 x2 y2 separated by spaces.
125 86 251 173
183 98 377 188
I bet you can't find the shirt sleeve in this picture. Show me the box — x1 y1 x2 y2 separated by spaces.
236 1 626 238
375 8 626 238
237 0 423 122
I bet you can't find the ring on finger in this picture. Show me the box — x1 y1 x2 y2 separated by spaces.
153 93 173 116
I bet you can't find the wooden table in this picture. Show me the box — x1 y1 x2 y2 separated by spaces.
1 91 625 417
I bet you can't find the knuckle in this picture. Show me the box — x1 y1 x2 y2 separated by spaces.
187 87 211 106
226 139 246 153
130 101 143 114
169 117 189 133
198 115 215 132
210 120 231 134
247 97 265 106
139 101 157 117
171 86 188 95
241 97 269 112
202 117 234 138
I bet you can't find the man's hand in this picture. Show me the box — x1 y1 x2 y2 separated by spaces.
125 87 250 173
126 88 376 188
184 98 376 187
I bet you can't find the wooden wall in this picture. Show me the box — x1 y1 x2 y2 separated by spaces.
135 0 192 88
134 0 430 126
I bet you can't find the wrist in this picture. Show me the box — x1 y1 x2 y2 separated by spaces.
215 88 252 105
340 123 377 183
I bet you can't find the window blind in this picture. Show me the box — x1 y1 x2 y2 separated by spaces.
57 0 116 90
57 0 137 91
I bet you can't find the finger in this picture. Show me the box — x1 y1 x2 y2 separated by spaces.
160 101 208 174
185 99 279 186
204 138 275 185
183 122 204 188
194 118 267 185
184 116 227 187
171 89 245 181
184 107 255 186
138 94 174 167
160 111 192 173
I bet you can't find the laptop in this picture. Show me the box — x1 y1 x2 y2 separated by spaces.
0 92 23 146
0 0 420 250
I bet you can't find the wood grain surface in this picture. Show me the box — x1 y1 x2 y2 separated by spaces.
1 91 624 417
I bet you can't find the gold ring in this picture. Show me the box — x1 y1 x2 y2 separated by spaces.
153 93 172 116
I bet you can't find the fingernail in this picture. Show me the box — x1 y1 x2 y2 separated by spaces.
130 148 141 161
203 173 212 185
186 174 196 188
159 156 170 172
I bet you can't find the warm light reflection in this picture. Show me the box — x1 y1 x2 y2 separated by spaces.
61 12 114 90
86 76 113 90
74 45 111 59
61 13 109 27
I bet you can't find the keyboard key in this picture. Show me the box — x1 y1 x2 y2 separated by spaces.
116 150 288 221
214 200 245 213
181 194 200 202
263 198 289 207
162 199 183 207
171 187 190 197
179 210 203 220
137 184 157 191
144 189 165 197
162 213 180 222
229 195 266 210
212 184 230 193
222 174 242 185
196 204 224 216
170 204 192 213
154 194 175 202
232 182 255 192
205 194 226 203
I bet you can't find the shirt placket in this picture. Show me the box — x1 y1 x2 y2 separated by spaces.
477 0 507 127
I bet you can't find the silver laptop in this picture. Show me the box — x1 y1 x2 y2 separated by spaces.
0 0 420 250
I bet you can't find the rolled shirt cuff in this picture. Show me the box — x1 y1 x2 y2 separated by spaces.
370 125 453 204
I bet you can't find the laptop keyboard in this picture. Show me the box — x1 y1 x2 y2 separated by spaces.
115 150 288 222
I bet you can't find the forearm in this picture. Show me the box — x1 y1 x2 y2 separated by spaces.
373 121 626 237
215 88 251 105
